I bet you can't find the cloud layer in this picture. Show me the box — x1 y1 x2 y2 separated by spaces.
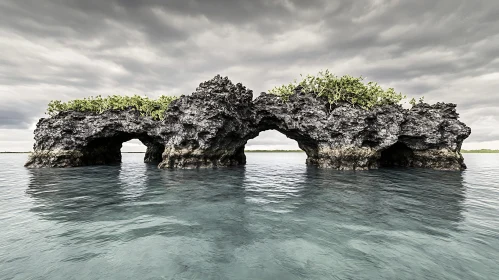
1 0 498 151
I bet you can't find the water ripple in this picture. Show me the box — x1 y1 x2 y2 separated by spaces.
0 153 498 279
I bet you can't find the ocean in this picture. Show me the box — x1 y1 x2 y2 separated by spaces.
0 153 498 280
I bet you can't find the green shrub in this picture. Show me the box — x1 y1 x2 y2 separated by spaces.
409 96 425 107
46 95 177 120
268 70 406 109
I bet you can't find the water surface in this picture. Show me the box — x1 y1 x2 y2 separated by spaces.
0 153 498 279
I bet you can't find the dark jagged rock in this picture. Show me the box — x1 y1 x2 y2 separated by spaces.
25 109 164 168
157 76 254 168
251 91 471 170
25 75 471 170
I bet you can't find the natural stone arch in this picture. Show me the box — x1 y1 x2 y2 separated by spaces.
25 75 471 170
25 109 164 168
84 133 164 165
245 104 322 164
245 126 319 159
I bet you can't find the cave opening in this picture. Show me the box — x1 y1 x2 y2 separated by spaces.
379 142 415 168
121 139 147 163
121 139 146 153
245 130 302 152
244 130 309 166
83 133 164 166
122 137 164 164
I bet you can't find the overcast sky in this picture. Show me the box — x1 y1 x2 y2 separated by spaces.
1 0 498 152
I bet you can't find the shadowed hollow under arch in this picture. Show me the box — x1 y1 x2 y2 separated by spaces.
82 132 164 165
378 142 415 168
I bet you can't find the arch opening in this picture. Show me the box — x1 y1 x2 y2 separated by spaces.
378 142 415 168
122 139 147 154
244 129 317 166
83 133 164 165
245 130 302 152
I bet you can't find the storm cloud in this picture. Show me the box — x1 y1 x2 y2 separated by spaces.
1 0 498 151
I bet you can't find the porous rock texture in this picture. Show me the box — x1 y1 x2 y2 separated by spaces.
25 75 471 170
24 109 164 168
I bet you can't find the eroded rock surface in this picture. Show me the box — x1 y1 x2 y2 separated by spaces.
158 76 254 168
25 109 164 168
26 75 471 170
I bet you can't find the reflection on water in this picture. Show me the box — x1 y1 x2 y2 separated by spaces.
118 160 148 199
243 159 308 214
1 153 499 279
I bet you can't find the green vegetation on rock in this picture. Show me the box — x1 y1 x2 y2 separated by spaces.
268 70 405 109
46 95 177 120
409 96 425 107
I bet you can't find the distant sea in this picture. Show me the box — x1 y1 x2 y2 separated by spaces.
0 153 498 280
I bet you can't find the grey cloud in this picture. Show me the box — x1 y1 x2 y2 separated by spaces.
0 0 498 148
0 103 40 129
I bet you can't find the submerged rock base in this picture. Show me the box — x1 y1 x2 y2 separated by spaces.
26 75 471 170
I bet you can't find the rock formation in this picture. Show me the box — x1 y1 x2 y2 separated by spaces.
25 75 471 170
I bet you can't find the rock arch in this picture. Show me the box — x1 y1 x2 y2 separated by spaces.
246 127 319 159
25 75 471 170
84 134 165 165
25 110 164 168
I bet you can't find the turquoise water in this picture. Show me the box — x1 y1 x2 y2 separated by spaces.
0 153 498 280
